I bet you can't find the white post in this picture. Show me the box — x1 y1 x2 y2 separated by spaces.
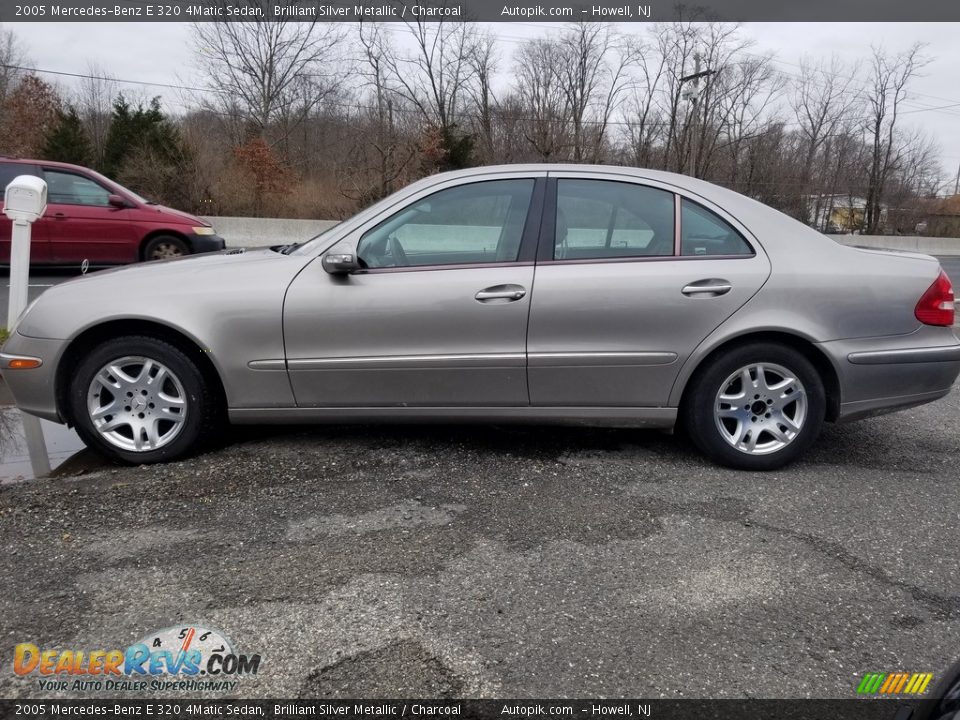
5 180 50 478
7 220 32 328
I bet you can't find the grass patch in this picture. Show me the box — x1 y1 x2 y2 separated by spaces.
0 328 9 344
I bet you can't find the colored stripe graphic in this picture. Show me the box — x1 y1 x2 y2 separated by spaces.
857 672 933 695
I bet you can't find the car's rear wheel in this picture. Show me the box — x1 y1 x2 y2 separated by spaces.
682 343 826 470
143 235 189 261
68 336 217 464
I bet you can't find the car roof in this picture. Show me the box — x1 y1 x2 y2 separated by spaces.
0 156 92 172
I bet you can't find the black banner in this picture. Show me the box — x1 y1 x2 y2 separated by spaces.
0 699 940 720
2 0 960 23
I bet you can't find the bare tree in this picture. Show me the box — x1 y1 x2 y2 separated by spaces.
789 55 862 222
514 38 570 161
191 9 345 145
340 23 419 204
555 23 631 163
0 25 29 138
73 62 118 168
0 26 26 108
623 36 668 168
380 19 479 169
466 31 498 163
864 43 928 234
713 54 784 184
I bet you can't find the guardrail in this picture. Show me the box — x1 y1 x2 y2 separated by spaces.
202 216 960 257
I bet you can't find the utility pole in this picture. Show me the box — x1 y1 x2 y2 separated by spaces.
680 53 717 179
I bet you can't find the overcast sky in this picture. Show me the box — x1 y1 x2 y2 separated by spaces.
9 21 960 181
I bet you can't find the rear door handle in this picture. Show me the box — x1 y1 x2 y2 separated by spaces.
682 280 732 297
475 284 526 303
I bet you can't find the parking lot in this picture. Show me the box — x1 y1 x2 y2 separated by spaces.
0 371 958 699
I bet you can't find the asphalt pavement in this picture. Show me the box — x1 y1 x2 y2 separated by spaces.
1 253 959 700
1 379 959 699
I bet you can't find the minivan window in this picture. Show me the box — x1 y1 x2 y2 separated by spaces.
555 179 675 260
680 199 753 256
0 162 39 192
357 179 535 269
44 169 112 207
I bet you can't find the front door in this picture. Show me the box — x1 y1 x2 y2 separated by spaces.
527 175 772 407
36 167 138 264
283 176 542 407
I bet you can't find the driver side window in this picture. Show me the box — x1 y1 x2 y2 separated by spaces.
43 169 111 207
357 179 535 269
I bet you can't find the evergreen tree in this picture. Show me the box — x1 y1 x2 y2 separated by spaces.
40 106 91 165
101 95 185 180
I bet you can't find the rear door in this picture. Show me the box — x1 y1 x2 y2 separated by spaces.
0 162 50 264
527 172 771 407
36 167 138 264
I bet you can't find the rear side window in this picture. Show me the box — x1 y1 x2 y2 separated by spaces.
555 179 675 260
680 199 753 256
0 162 39 191
43 169 111 207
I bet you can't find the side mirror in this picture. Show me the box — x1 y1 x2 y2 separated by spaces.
322 248 360 275
107 194 128 209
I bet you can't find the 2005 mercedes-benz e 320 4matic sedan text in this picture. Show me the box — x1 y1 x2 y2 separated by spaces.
2 165 958 470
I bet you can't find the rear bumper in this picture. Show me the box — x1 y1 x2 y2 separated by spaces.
819 326 960 423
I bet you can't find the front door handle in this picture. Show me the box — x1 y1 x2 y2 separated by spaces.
682 280 732 297
475 284 526 303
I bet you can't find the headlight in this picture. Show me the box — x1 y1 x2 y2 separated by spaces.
192 226 216 236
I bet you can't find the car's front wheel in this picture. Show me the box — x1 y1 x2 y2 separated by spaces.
69 336 218 463
143 235 189 261
682 343 826 470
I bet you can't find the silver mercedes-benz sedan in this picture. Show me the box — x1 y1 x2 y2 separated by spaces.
2 165 958 470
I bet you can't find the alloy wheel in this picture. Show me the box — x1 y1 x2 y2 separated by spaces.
714 362 808 455
86 356 188 452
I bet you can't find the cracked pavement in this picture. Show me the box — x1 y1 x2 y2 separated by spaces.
0 379 958 699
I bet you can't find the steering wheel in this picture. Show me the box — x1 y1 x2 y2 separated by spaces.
387 236 409 267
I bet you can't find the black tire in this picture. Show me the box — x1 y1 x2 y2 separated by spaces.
912 656 960 720
681 343 826 471
143 234 190 261
68 335 220 464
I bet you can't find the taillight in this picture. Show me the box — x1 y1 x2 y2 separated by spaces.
915 270 955 326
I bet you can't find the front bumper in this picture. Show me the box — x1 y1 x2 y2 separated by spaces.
819 326 960 423
0 333 67 423
190 233 227 254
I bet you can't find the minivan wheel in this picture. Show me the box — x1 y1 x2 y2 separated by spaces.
143 235 189 261
682 343 826 471
68 336 218 464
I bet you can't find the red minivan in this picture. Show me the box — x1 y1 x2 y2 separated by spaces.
0 158 225 266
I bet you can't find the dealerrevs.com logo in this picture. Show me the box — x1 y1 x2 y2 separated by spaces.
13 626 262 693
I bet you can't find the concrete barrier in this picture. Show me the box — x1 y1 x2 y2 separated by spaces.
829 235 960 256
202 216 339 248
203 216 960 256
